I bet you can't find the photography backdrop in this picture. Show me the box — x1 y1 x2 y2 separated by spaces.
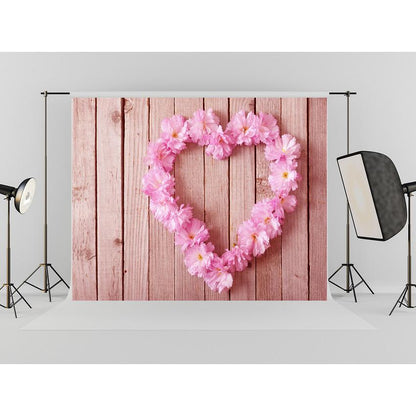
72 96 327 301
2 53 415 297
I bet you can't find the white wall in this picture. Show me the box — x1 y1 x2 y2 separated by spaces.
0 52 415 294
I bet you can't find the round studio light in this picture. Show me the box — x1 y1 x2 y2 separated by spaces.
14 178 36 214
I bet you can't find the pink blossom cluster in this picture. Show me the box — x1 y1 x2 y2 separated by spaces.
142 109 301 293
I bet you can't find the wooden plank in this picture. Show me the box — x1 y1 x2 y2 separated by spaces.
308 98 327 300
149 98 175 300
204 97 230 300
72 98 97 300
255 98 282 300
229 97 256 300
174 98 205 300
123 98 149 300
280 98 309 300
96 98 123 300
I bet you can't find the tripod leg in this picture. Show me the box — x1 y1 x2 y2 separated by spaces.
46 267 52 302
328 265 344 281
398 285 408 308
389 286 408 316
49 264 70 289
12 286 32 309
351 265 374 294
348 266 357 303
9 287 17 319
17 264 42 290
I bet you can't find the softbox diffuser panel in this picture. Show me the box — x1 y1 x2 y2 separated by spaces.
337 151 406 241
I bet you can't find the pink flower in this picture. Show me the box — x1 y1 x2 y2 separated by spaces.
168 203 193 232
175 218 209 251
205 126 234 160
280 194 297 213
142 167 175 202
150 198 192 233
149 197 178 228
187 109 219 145
257 112 280 144
204 256 233 293
216 272 233 293
237 219 270 257
145 139 176 172
251 200 282 239
226 110 260 145
268 159 300 197
265 134 300 163
270 197 285 221
184 243 215 277
221 246 251 273
161 115 188 154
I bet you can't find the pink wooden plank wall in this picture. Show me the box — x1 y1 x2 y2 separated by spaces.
124 98 149 300
255 98 282 300
280 98 309 300
72 98 97 300
229 98 256 300
308 98 328 300
72 97 327 301
96 98 123 300
204 98 230 301
174 98 205 300
149 98 175 300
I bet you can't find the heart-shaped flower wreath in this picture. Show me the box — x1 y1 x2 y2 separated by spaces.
142 109 301 293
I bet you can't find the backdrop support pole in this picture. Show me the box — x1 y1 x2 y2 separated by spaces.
346 91 350 291
327 91 374 301
408 192 412 307
17 91 71 301
0 198 32 317
44 90 48 293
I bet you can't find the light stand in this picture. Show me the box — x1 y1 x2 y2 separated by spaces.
328 91 374 302
0 179 36 318
18 91 70 301
389 183 416 315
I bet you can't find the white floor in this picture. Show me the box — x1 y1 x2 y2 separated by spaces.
21 296 372 331
1 283 415 363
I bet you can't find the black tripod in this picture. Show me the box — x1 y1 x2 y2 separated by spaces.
328 263 374 303
390 192 415 315
17 91 70 301
328 91 374 301
0 197 31 318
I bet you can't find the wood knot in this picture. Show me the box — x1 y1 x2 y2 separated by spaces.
111 111 121 123
87 252 96 261
72 186 84 200
114 238 123 245
83 248 95 260
124 99 133 113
